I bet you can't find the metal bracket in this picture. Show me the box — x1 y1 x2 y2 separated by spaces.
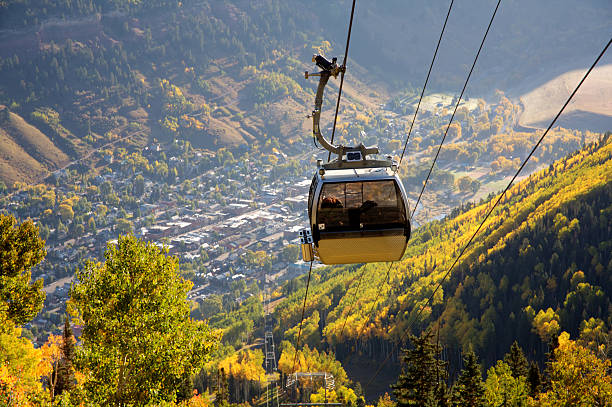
318 156 398 171
299 229 314 262
306 54 378 161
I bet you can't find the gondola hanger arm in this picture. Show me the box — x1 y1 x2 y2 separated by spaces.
306 54 378 160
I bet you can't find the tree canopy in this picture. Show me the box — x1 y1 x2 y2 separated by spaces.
393 330 448 407
0 214 46 330
536 332 612 406
68 235 219 405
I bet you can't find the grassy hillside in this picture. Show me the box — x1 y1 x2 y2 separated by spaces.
519 64 612 132
0 105 69 184
271 134 612 387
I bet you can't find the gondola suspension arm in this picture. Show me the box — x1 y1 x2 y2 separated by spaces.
306 56 379 164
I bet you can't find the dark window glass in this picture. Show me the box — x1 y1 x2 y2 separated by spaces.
308 175 318 219
317 180 406 231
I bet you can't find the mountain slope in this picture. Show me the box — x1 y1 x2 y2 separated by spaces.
0 106 69 184
0 0 610 184
519 64 612 132
272 135 612 388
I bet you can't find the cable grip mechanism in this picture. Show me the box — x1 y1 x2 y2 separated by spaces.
305 54 378 162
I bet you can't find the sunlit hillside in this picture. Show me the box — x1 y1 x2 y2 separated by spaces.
0 0 610 184
272 135 612 391
1 0 611 405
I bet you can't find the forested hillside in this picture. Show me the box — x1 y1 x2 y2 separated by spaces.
1 0 609 184
0 0 319 180
1 0 611 404
2 136 611 405
271 134 612 390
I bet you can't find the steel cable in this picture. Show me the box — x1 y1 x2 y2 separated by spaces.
290 259 314 374
328 0 357 162
365 36 611 387
397 0 455 170
411 0 502 220
343 0 456 347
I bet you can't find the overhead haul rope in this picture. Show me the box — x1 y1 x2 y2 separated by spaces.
365 36 612 387
355 262 394 339
338 266 368 339
337 0 455 346
361 0 503 383
411 0 501 220
327 0 357 162
397 0 455 170
291 0 356 375
290 259 314 374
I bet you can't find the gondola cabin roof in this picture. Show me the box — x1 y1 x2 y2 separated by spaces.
317 166 396 181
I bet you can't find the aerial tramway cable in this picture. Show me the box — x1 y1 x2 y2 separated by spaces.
356 261 394 339
336 0 455 340
290 259 314 374
397 0 455 171
327 0 357 162
411 0 502 220
335 0 501 378
365 35 612 388
291 0 358 377
338 266 367 339
350 0 497 351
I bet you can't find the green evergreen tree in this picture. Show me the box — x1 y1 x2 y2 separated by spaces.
393 329 448 406
216 368 229 406
542 335 559 391
55 318 76 397
451 349 484 407
133 174 145 197
527 362 541 398
503 341 529 378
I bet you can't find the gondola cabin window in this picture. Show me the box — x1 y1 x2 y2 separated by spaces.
308 175 318 219
317 180 406 232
